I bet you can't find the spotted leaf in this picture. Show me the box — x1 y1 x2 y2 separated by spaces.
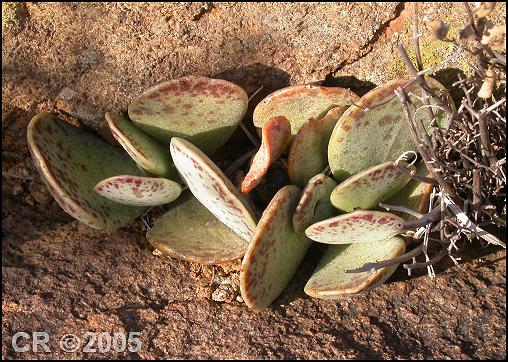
305 210 404 244
146 193 248 264
240 185 312 312
170 137 257 241
253 84 358 136
304 236 406 299
328 77 452 181
288 106 352 187
330 161 415 212
384 161 433 219
27 112 146 230
293 174 337 233
95 175 181 206
129 75 248 154
105 111 178 179
241 116 291 194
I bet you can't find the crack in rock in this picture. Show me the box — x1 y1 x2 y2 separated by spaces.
328 2 406 78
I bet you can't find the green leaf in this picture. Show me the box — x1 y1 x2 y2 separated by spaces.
253 84 358 136
305 210 404 244
330 161 415 212
384 161 433 219
293 174 337 232
128 76 248 154
147 193 248 264
304 237 406 299
170 137 257 241
105 112 179 179
328 78 451 181
95 175 181 206
27 112 146 230
240 185 312 312
288 106 349 188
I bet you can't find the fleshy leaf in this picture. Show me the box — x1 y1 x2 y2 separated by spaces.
384 161 433 219
288 106 353 188
330 161 415 212
304 236 406 299
105 111 178 179
253 84 358 136
305 210 404 244
128 75 248 154
94 175 181 206
328 77 452 181
240 185 312 312
27 112 146 230
293 174 337 233
241 116 291 194
170 137 257 241
146 193 248 264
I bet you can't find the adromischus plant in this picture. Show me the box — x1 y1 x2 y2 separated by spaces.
27 73 452 312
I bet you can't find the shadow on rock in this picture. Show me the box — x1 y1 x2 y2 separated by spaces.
322 74 377 97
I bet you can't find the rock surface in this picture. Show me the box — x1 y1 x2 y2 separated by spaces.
2 2 506 359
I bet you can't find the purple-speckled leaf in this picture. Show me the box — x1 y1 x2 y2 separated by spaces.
253 84 358 136
241 116 291 194
146 193 248 264
240 185 312 312
128 76 248 154
385 161 433 219
95 175 181 206
105 112 178 179
288 105 357 188
27 112 146 230
304 236 406 299
170 137 257 241
305 210 404 244
293 174 337 233
328 77 452 181
330 161 416 212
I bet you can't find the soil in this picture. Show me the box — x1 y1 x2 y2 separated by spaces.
2 2 506 359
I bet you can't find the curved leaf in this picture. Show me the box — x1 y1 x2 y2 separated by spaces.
305 210 404 244
330 161 415 212
293 174 337 232
328 77 451 181
95 175 181 206
253 84 358 136
241 116 291 194
147 193 248 264
27 112 146 230
105 112 178 179
240 185 312 312
384 161 433 219
170 137 257 241
288 106 353 187
304 236 406 299
129 76 248 154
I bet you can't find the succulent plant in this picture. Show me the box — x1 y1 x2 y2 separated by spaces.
27 112 147 230
27 74 453 312
240 185 312 312
293 173 337 232
304 237 406 299
128 75 248 155
170 137 258 241
329 160 416 212
327 78 450 181
146 192 248 264
253 84 358 136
